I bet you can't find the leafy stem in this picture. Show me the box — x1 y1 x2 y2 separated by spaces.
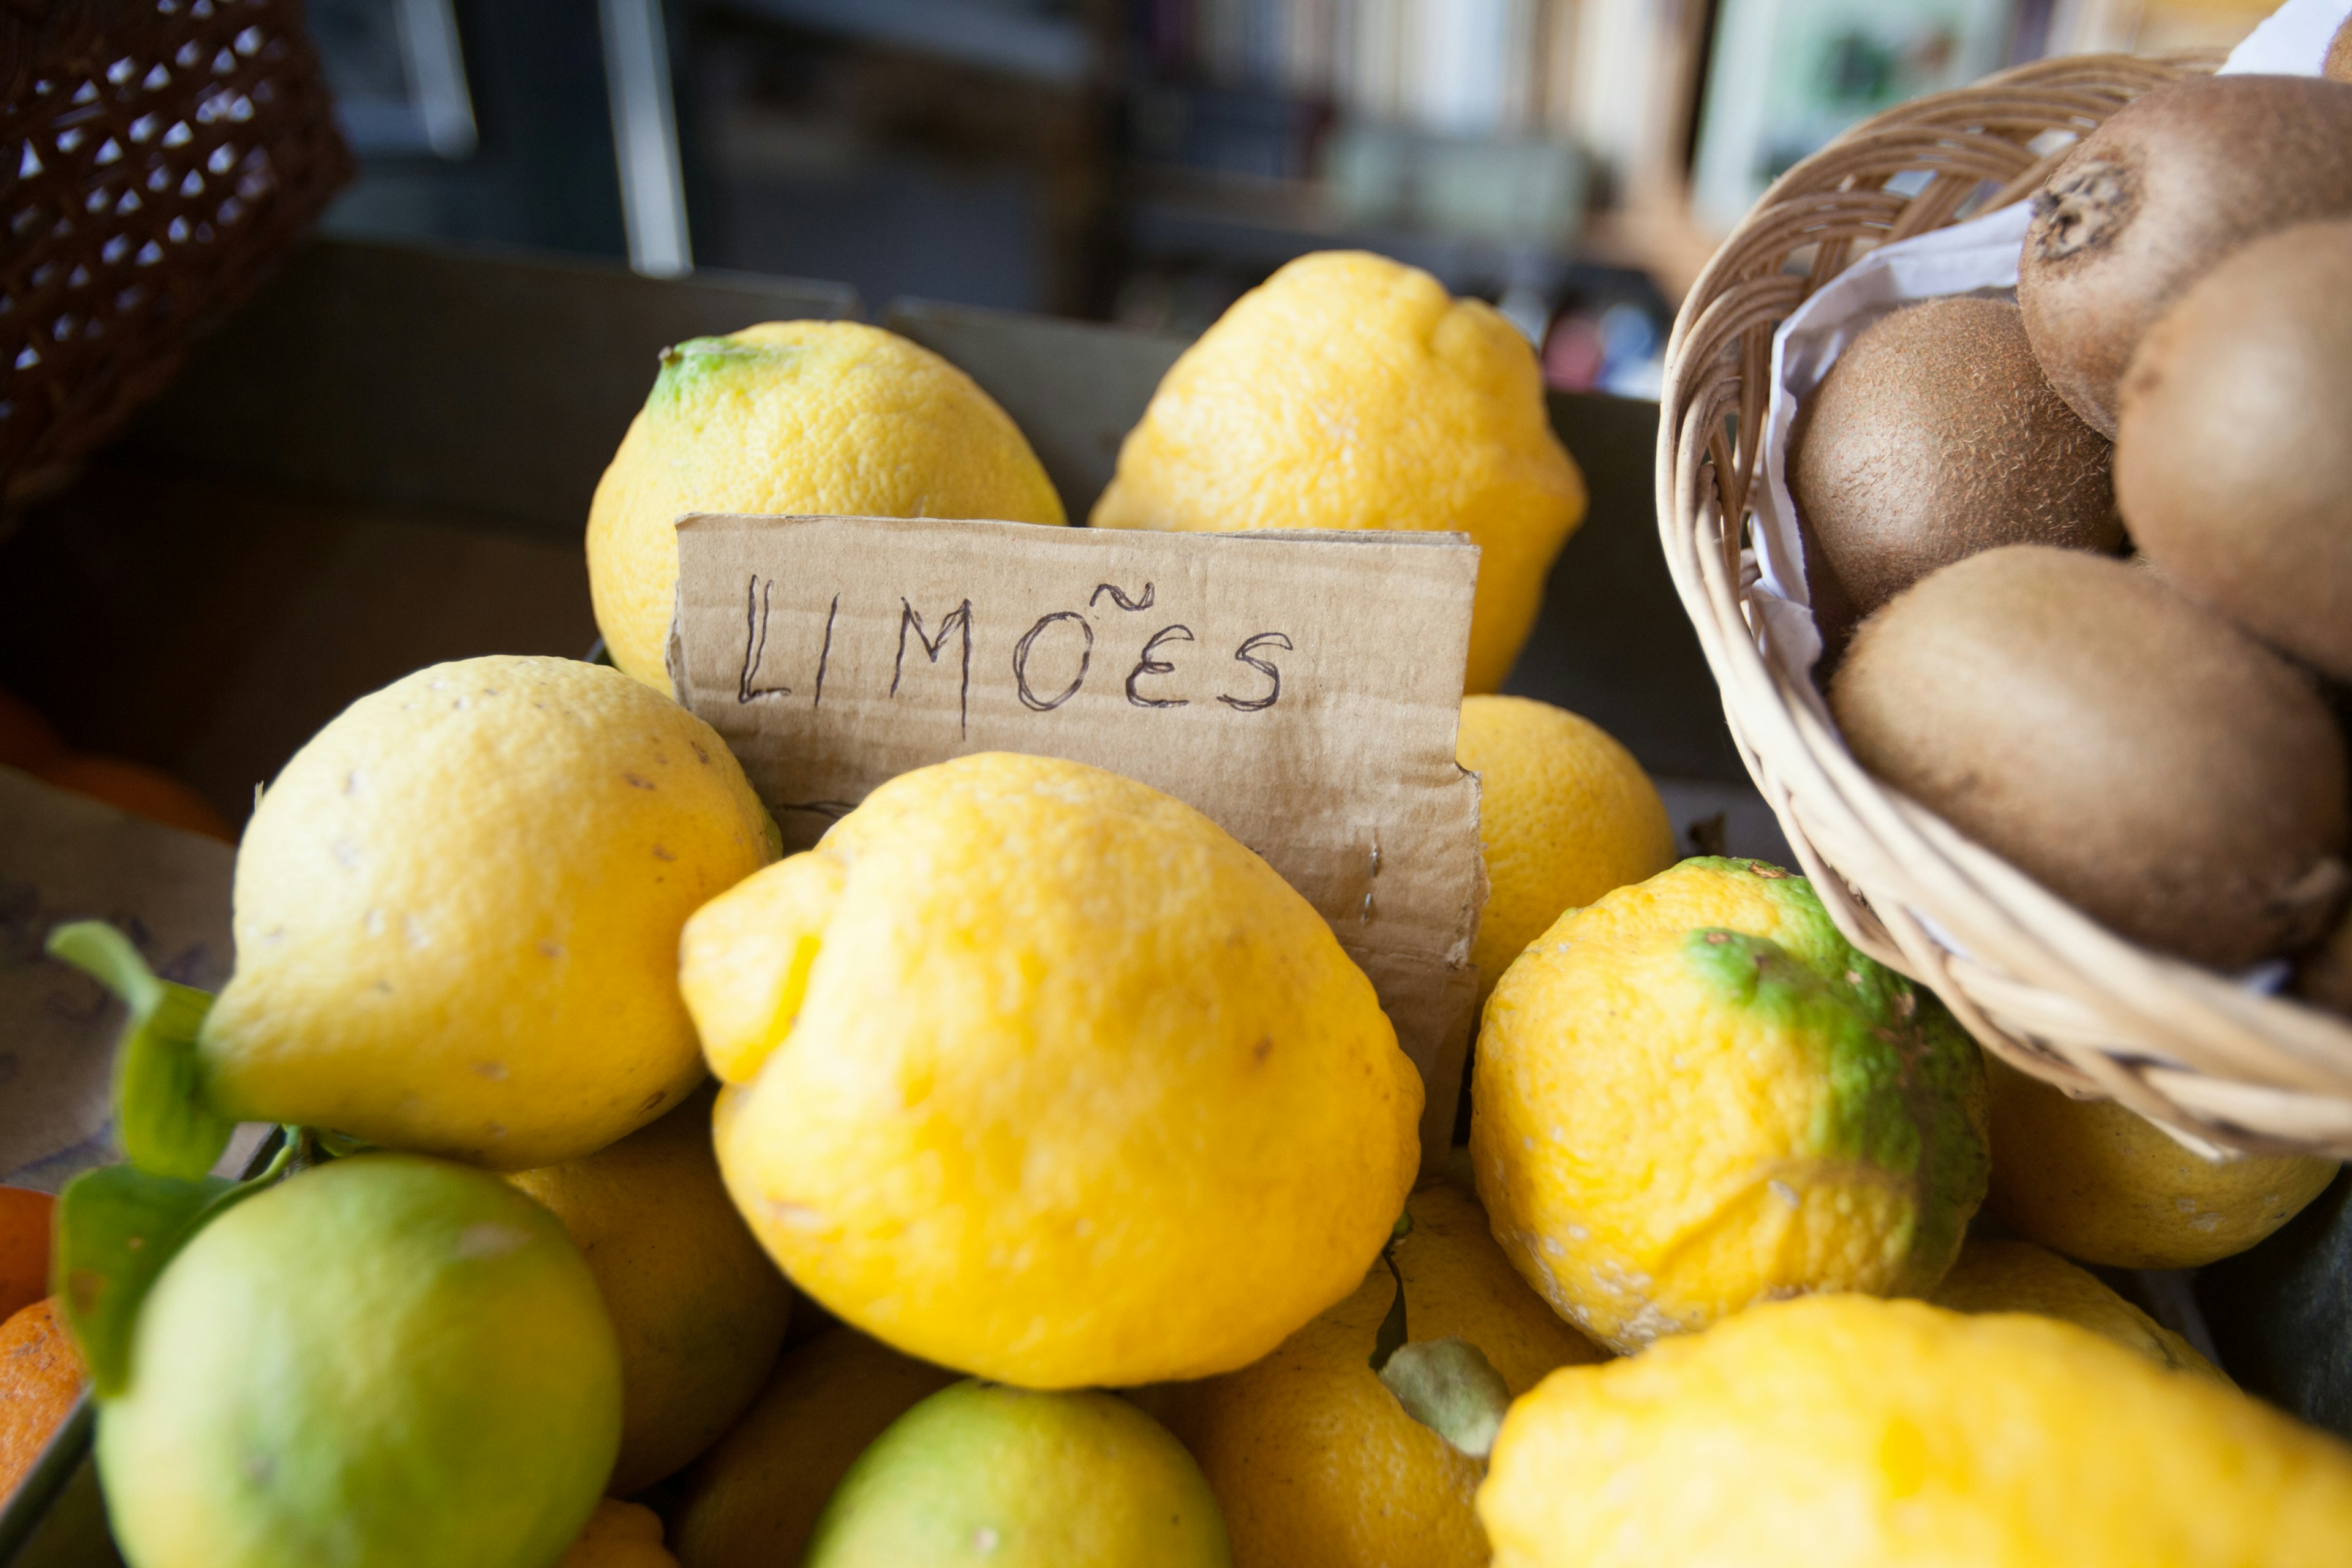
45 921 233 1181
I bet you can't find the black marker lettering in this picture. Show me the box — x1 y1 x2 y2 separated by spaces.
1216 631 1292 713
1012 611 1094 712
1126 624 1193 709
1090 581 1156 612
811 594 839 709
892 597 974 736
737 577 790 704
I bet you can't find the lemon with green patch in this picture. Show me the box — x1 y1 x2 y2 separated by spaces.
97 1155 620 1568
1471 858 1989 1352
587 321 1066 692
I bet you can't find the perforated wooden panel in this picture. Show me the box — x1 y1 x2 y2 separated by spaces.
1 0 349 499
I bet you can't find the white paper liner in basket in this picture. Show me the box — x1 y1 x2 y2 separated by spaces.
1707 0 2352 1158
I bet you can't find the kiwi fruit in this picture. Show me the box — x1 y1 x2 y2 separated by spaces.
2017 74 2352 439
1830 545 2350 969
2116 220 2352 680
1790 296 2116 618
2329 16 2352 84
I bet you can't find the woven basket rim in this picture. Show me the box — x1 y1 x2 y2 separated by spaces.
1654 49 2352 1159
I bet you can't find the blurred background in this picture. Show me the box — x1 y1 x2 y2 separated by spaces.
300 0 2281 399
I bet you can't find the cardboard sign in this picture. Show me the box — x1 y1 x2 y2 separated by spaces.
668 514 1486 1160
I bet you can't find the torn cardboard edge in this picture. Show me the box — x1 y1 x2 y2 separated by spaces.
667 512 1487 1166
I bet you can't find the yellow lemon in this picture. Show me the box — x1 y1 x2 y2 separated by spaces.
1472 858 1989 1352
1090 252 1586 695
200 657 776 1168
670 1327 959 1568
1457 695 1676 1002
98 1155 621 1568
587 321 1065 691
804 1382 1230 1567
682 752 1420 1388
1477 1295 2352 1567
559 1501 679 1568
1931 1236 2224 1380
1985 1054 2339 1269
505 1085 794 1494
1148 1182 1606 1568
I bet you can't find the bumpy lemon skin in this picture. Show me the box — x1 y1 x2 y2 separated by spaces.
1985 1054 2339 1270
1457 695 1676 1003
504 1085 794 1494
1472 858 1989 1352
587 320 1066 692
1090 251 1586 695
804 1382 1231 1568
1477 1295 2352 1568
201 657 778 1169
98 1156 622 1568
1931 1237 2225 1381
690 752 1422 1389
1148 1182 1607 1568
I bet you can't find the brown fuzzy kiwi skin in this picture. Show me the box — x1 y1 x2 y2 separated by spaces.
1790 296 2117 619
2017 75 2352 440
1830 545 2350 970
2116 221 2352 681
2329 16 2352 84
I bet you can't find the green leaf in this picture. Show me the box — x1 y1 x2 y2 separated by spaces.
1368 1208 1415 1373
53 1136 292 1398
1377 1337 1513 1459
46 921 235 1180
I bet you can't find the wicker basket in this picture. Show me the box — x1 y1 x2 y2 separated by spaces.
1 0 350 504
1658 50 2352 1159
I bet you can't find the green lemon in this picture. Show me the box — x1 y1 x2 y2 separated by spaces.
804 1381 1231 1567
96 1154 622 1568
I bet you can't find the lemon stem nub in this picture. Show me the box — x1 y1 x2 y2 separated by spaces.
1378 1337 1512 1459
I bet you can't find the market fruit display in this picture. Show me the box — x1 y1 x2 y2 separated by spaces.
1145 1181 1605 1568
200 655 777 1168
1984 1054 2339 1270
1830 546 2349 969
586 320 1066 692
503 1084 794 1494
1477 1295 2352 1568
1471 858 1989 1352
96 1155 621 1568
687 752 1422 1388
1091 250 1586 695
670 1327 959 1568
1931 1237 2222 1379
802 1382 1230 1567
1788 296 2117 617
1455 695 1676 1004
2016 72 2352 437
2115 219 2352 679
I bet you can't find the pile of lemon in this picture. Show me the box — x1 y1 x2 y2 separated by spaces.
52 252 2352 1568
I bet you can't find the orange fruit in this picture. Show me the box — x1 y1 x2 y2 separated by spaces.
32 755 233 842
0 688 62 772
0 1187 55 1322
2 1298 86 1504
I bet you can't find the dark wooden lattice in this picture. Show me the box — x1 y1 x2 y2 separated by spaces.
1 0 350 501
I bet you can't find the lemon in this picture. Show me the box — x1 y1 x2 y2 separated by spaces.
684 752 1420 1389
1471 858 1989 1352
670 1327 958 1568
559 1501 679 1568
505 1085 794 1493
97 1155 620 1568
1457 695 1676 1002
1931 1236 2224 1380
1985 1054 2339 1269
200 657 777 1169
804 1382 1231 1567
1478 1294 2352 1567
1091 251 1586 695
587 321 1066 691
1147 1182 1606 1568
